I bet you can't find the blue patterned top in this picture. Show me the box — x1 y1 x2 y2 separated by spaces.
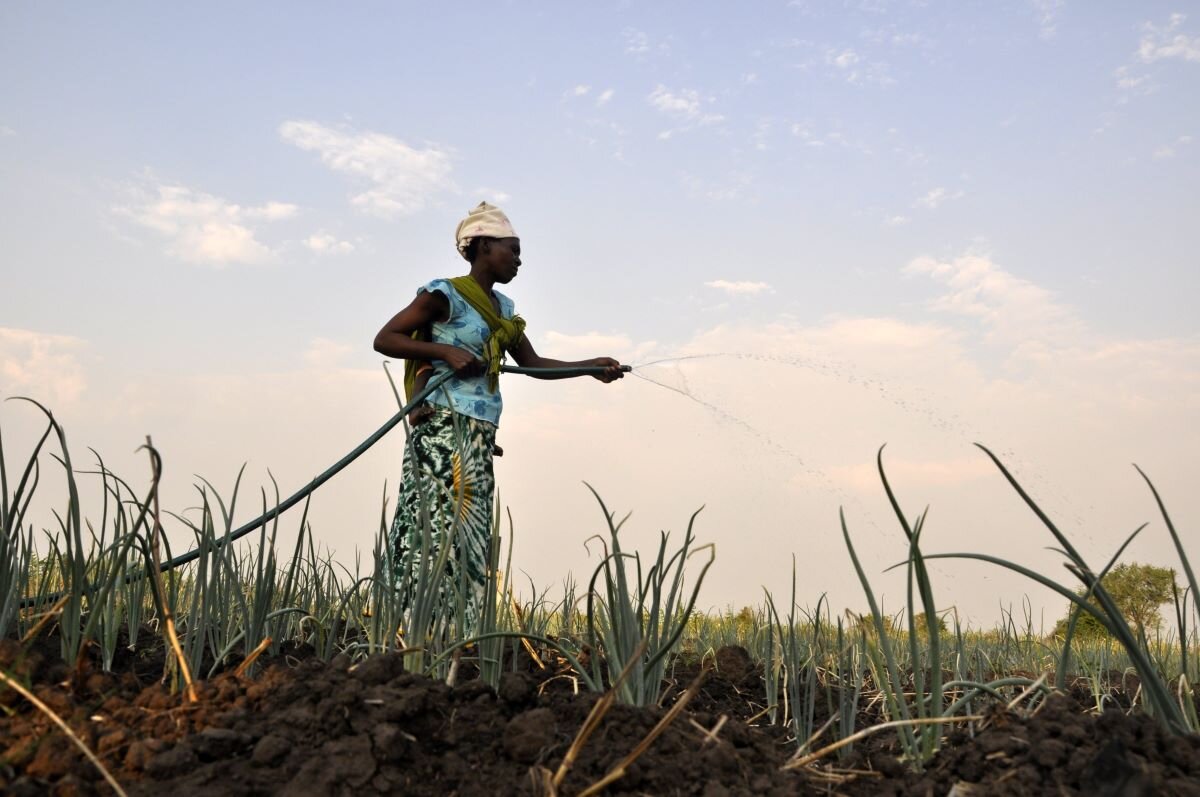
419 278 515 427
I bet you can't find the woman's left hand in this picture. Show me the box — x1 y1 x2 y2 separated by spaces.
591 357 625 383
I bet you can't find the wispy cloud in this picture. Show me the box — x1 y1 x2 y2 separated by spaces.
648 85 701 118
1138 13 1200 63
884 214 909 227
829 48 860 69
1029 0 1065 40
824 47 894 86
704 279 773 295
622 27 671 57
303 232 355 255
623 27 651 54
280 120 454 217
541 330 657 362
1153 134 1193 159
115 180 295 266
905 253 1082 346
595 88 615 107
682 171 753 201
648 85 725 140
861 28 932 49
566 84 591 98
0 327 88 405
790 122 873 155
916 186 964 209
471 186 511 203
751 119 772 151
1113 65 1154 94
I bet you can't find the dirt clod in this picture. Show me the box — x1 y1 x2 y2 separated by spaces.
3 635 1199 796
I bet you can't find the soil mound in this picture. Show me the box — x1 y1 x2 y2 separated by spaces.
2 639 1199 796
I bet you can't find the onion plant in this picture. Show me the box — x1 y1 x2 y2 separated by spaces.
583 484 714 706
763 570 822 747
923 444 1197 734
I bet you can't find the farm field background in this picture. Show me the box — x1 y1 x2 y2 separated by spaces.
3 2 1199 794
1 416 1197 794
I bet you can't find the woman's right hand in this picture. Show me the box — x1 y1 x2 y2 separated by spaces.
440 346 484 377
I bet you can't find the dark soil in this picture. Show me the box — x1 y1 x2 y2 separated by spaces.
2 638 1198 796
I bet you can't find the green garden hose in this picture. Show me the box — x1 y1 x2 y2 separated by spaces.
22 362 631 606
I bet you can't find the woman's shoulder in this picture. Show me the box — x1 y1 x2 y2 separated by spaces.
418 277 453 295
493 288 516 317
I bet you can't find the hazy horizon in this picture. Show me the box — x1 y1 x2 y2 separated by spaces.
2 1 1197 626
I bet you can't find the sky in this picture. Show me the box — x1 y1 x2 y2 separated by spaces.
2 1 1198 626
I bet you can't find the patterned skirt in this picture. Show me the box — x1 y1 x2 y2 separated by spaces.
389 406 496 632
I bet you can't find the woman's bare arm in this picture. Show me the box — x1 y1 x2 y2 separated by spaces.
510 335 624 382
373 291 482 376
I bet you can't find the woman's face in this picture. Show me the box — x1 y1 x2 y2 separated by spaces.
485 237 522 283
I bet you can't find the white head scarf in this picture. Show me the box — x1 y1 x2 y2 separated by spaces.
455 201 518 260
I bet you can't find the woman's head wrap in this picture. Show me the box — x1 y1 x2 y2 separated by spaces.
455 201 518 260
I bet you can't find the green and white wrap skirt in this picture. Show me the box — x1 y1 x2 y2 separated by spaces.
389 406 496 631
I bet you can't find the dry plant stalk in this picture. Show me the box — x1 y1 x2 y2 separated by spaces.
233 636 273 678
1006 673 1048 711
783 714 984 770
688 713 728 745
20 594 71 644
528 765 557 797
552 639 649 789
142 437 198 703
510 596 547 670
577 666 708 797
0 668 129 796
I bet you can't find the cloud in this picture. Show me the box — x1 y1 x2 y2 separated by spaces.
884 215 909 227
540 331 657 363
1153 135 1193 159
916 186 964 209
0 327 88 406
566 84 591 98
245 201 299 221
829 48 860 69
595 89 615 107
648 86 725 141
904 254 1083 346
23 256 1198 630
623 28 669 56
303 232 355 255
751 120 771 151
1113 65 1153 94
1029 0 1065 40
471 187 511 203
1138 13 1200 63
648 85 701 118
704 280 774 296
824 47 894 86
682 171 753 201
0 125 15 137
862 28 932 49
115 181 292 266
280 120 454 217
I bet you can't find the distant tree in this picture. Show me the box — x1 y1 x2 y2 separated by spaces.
913 612 949 638
1053 563 1177 640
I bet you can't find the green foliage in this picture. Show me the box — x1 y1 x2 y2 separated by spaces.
913 611 948 638
1053 563 1178 640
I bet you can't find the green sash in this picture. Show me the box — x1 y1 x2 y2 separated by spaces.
403 276 527 401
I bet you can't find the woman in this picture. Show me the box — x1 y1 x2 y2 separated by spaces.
373 201 624 631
